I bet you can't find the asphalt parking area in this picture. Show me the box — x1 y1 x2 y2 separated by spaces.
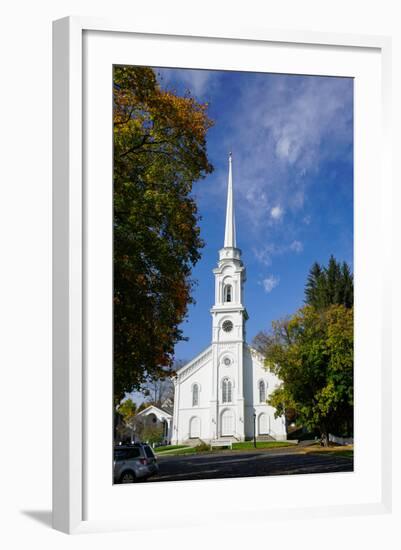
146 448 353 483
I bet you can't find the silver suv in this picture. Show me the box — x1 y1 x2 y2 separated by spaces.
114 444 159 483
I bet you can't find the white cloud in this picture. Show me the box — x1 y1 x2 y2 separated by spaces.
252 244 276 266
181 70 213 97
270 205 284 221
261 275 280 293
157 68 215 98
291 191 305 209
275 133 302 164
159 69 352 255
253 240 303 266
222 74 353 235
290 240 303 253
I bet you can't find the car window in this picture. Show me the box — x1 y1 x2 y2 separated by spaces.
144 445 155 458
114 449 128 461
126 448 141 459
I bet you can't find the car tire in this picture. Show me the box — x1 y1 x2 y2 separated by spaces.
119 470 136 484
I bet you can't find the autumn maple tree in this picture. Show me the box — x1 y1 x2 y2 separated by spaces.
113 65 213 404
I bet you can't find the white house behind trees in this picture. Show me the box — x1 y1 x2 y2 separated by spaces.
172 155 286 445
135 405 173 445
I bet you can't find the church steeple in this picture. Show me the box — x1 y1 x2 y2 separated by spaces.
210 154 247 426
224 153 236 248
218 153 241 263
212 153 247 318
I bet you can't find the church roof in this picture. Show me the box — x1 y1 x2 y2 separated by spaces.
136 404 173 420
175 345 212 375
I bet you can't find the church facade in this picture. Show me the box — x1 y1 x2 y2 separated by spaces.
172 155 287 444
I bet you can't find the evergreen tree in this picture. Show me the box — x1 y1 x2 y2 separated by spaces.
340 261 354 308
305 256 353 309
305 261 324 308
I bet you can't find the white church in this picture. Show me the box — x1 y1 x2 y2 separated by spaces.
171 155 287 445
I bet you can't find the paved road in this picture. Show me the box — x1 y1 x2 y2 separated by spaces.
146 447 353 483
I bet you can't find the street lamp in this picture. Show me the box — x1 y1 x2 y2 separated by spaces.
253 412 257 448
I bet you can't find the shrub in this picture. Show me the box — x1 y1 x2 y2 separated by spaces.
194 442 210 452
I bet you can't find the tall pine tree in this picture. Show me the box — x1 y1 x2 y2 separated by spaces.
305 255 353 309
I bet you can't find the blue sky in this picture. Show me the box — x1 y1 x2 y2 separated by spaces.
157 68 354 366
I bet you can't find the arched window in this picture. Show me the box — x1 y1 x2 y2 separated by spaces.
224 284 232 303
192 384 199 407
259 380 266 403
222 378 232 403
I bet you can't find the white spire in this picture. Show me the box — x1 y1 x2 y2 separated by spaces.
224 153 237 248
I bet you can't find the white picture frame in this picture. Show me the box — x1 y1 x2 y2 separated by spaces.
52 16 392 534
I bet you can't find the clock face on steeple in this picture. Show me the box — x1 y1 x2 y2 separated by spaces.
222 320 234 332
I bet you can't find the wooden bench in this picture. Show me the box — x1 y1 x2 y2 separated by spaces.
210 440 233 450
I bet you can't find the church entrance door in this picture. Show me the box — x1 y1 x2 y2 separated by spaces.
189 416 200 438
221 409 234 436
258 413 269 435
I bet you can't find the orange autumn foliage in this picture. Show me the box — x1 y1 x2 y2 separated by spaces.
113 66 213 403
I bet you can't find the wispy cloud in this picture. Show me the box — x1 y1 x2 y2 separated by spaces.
157 68 216 98
223 74 353 237
260 275 280 293
253 239 303 265
252 244 276 266
289 240 303 253
157 68 352 261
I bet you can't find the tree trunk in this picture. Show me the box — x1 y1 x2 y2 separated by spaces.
320 425 329 447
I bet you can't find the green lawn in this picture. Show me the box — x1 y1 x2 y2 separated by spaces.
159 446 198 456
155 440 296 456
155 441 353 458
154 444 189 453
232 441 295 451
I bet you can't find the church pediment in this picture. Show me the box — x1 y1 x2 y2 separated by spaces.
136 404 172 421
175 345 212 383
